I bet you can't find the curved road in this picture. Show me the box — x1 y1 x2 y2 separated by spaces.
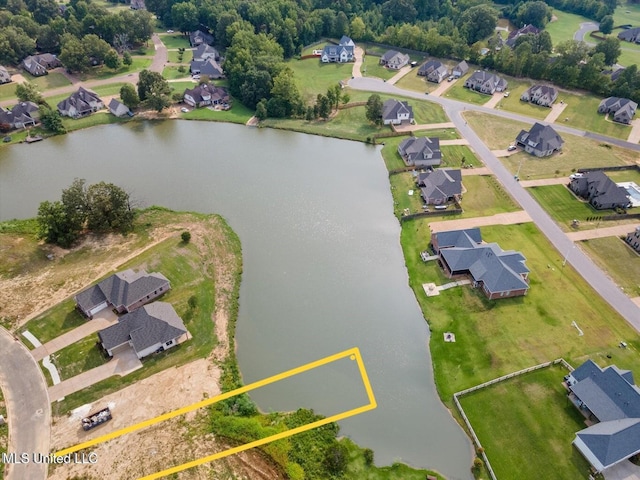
349 76 640 330
574 22 600 42
0 327 50 480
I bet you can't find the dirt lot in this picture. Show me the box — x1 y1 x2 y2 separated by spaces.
1 211 284 479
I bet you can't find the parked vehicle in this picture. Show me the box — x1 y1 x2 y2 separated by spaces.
507 145 517 151
81 407 112 431
434 205 448 210
569 173 584 180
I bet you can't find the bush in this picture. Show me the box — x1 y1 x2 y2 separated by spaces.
363 447 374 466
188 295 198 309
181 231 191 243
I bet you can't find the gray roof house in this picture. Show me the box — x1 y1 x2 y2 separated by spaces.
75 268 170 318
21 54 61 77
382 99 413 125
618 27 640 43
98 302 187 359
190 58 224 78
565 359 640 472
57 87 104 119
379 50 410 70
0 66 11 84
192 44 219 62
183 83 229 108
416 169 462 205
505 24 540 48
189 30 214 47
321 36 355 63
452 60 469 78
397 136 441 167
515 122 564 157
108 98 131 117
520 85 558 107
431 228 530 299
418 60 445 79
598 97 638 124
0 102 38 129
569 171 631 210
464 71 508 94
626 226 640 253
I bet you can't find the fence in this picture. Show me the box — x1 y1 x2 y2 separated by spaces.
453 358 573 480
578 165 640 173
401 208 463 222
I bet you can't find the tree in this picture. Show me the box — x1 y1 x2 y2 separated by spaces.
599 15 614 35
363 448 374 467
323 442 348 475
171 2 198 33
458 5 498 44
104 48 121 69
316 93 331 119
39 106 66 134
270 68 302 117
365 94 383 125
59 33 88 73
516 1 552 28
37 200 80 248
122 51 132 66
594 36 621 65
137 69 170 101
83 34 111 65
144 83 171 112
60 178 88 232
120 83 139 108
181 231 191 243
350 16 366 40
255 98 268 120
15 82 45 104
85 182 134 233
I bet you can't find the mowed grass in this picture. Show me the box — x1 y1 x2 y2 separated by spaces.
459 364 592 480
444 82 494 105
159 34 192 49
162 66 190 80
465 112 639 178
389 172 425 217
53 334 108 382
182 102 254 124
25 72 72 90
495 80 551 120
560 91 632 139
546 9 591 45
167 50 189 64
580 236 640 296
288 58 353 102
613 1 640 28
20 299 86 345
347 91 449 124
361 56 398 81
378 135 475 170
441 145 482 168
402 219 640 402
393 69 430 93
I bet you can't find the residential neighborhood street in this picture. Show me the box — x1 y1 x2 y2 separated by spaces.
0 327 50 480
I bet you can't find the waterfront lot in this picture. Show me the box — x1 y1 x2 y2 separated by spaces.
459 364 591 480
288 59 353 102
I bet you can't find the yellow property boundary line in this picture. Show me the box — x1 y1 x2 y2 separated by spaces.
55 347 376 479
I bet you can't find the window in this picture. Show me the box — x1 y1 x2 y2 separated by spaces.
166 340 173 346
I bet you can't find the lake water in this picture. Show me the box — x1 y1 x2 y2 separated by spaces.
0 121 472 479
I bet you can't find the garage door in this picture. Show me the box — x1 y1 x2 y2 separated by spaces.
89 302 108 316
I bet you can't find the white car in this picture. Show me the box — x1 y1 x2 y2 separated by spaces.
181 107 189 113
192 74 201 80
504 91 510 97
569 173 584 180
507 145 517 151
166 29 174 33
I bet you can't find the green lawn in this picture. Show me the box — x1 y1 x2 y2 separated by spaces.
77 57 152 81
527 184 607 230
495 79 551 120
559 91 632 139
25 72 72 90
162 66 190 80
62 111 129 133
401 219 640 402
607 168 640 184
444 81 493 105
545 9 592 45
465 112 639 178
301 41 328 56
0 82 16 101
459 364 592 480
613 1 640 29
389 172 425 217
441 145 482 168
159 34 192 49
287 58 353 103
361 56 398 81
167 50 189 64
20 299 86 345
345 91 448 125
53 334 108 382
182 103 254 124
394 69 432 93
169 80 196 94
580 236 640 296
410 128 459 139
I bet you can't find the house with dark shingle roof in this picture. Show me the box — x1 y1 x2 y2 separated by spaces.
452 61 468 78
418 60 448 83
192 44 219 63
515 122 564 157
98 302 187 359
464 70 508 94
108 98 131 118
431 228 530 299
382 99 413 125
618 27 640 43
183 83 229 108
505 24 540 48
397 136 441 167
321 36 355 63
57 87 104 119
598 97 638 124
565 360 640 473
569 171 630 210
0 102 38 129
520 85 558 107
189 30 213 47
190 58 224 78
0 66 11 84
626 226 640 253
75 268 170 319
21 54 61 77
379 50 410 69
416 169 462 205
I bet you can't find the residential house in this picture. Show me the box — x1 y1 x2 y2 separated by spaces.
626 226 640 253
431 228 530 299
565 360 640 473
98 302 187 359
464 71 508 94
0 102 38 129
0 66 11 84
108 98 132 117
520 85 558 107
129 0 145 10
183 83 229 108
452 60 469 78
381 99 413 125
515 122 564 157
189 29 214 47
416 169 462 205
21 53 61 76
618 27 640 43
320 36 355 63
192 44 219 62
379 50 410 70
75 268 171 319
598 97 638 124
57 87 104 119
603 66 625 82
505 24 540 48
397 136 441 167
190 58 224 78
569 171 631 210
418 60 449 83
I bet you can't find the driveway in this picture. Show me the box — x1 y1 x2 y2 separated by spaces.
48 348 142 402
0 327 50 480
352 46 364 78
387 65 412 85
149 33 168 74
428 211 532 232
574 22 599 42
605 460 640 480
567 223 640 241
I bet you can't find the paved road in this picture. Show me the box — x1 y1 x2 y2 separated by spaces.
348 76 640 330
0 327 50 480
574 22 599 42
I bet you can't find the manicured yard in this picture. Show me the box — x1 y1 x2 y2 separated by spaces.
77 57 152 81
390 172 425 217
410 128 459 139
401 219 640 403
25 72 72 90
347 91 449 124
579 236 640 296
495 79 551 120
169 80 196 95
607 168 640 184
62 111 130 132
459 364 592 480
440 145 482 168
444 80 494 105
162 66 190 80
545 9 591 45
0 82 16 101
182 102 254 124
559 91 632 140
527 184 608 230
465 112 639 178
167 50 189 64
361 56 398 81
20 299 86 345
301 41 327 56
394 69 433 93
612 1 640 29
53 334 108 382
159 34 192 49
287 58 353 102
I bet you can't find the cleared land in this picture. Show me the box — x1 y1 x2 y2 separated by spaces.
0 385 6 480
287 58 353 103
159 34 192 49
459 364 591 480
465 112 639 178
444 80 492 105
182 103 254 124
579 236 640 297
545 9 591 45
495 79 551 120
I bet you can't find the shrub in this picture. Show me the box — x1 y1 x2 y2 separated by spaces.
363 447 374 466
181 231 191 243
